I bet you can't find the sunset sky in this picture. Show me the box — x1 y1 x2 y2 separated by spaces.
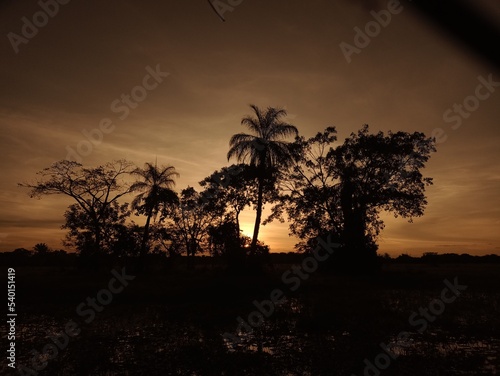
1 0 499 256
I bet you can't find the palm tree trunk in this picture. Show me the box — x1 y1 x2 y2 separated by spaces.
140 209 153 258
251 176 264 253
235 210 241 239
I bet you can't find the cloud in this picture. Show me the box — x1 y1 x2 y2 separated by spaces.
0 0 499 254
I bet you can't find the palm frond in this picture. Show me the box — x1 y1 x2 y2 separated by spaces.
241 117 263 137
228 105 297 170
130 162 179 212
228 134 259 162
268 123 298 140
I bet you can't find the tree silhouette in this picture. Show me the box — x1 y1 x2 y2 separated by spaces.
130 162 179 261
33 243 51 254
207 216 240 257
270 127 343 252
332 125 435 270
274 125 436 272
227 105 298 253
62 201 130 256
19 160 134 256
110 223 143 258
162 187 217 263
199 164 253 237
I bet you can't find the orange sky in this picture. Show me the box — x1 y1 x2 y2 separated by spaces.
1 0 499 256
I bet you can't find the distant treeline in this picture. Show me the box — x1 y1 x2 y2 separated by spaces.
386 252 500 264
1 248 499 267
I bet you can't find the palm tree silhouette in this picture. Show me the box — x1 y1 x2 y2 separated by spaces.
130 162 179 261
228 105 298 252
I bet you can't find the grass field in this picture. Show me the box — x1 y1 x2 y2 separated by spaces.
5 262 500 375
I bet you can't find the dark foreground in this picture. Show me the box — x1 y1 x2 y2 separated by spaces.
3 262 500 376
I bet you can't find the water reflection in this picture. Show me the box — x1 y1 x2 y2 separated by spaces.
222 297 499 374
17 297 499 375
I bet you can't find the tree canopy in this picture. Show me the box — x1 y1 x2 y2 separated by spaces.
19 110 436 273
19 160 133 256
271 125 436 272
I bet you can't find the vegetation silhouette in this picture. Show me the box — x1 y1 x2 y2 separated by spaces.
19 160 134 263
199 164 253 244
33 242 51 255
3 248 499 268
17 108 440 274
227 105 298 254
130 162 179 270
270 125 436 274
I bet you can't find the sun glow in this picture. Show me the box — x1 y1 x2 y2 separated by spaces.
240 223 254 238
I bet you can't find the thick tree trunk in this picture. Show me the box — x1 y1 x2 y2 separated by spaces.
340 175 354 249
339 174 373 272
